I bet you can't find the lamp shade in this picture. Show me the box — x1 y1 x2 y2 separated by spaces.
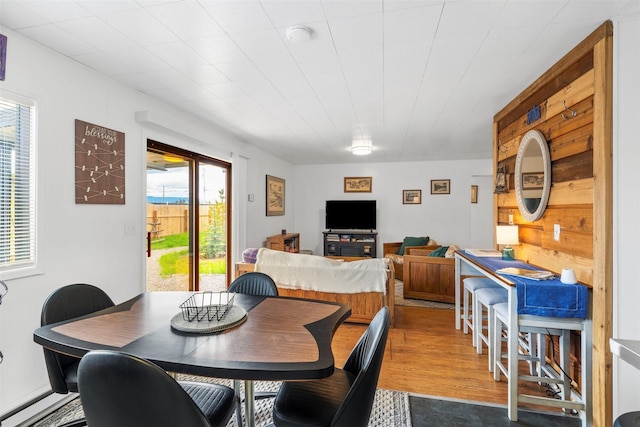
351 139 372 155
496 225 519 246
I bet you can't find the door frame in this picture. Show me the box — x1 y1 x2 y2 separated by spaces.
147 140 232 290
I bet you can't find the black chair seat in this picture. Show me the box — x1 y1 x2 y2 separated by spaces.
228 272 279 296
40 284 115 427
179 381 237 427
78 350 236 427
272 306 390 427
273 369 356 427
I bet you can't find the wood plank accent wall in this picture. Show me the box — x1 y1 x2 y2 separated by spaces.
493 22 613 427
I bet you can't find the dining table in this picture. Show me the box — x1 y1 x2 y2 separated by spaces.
33 291 351 427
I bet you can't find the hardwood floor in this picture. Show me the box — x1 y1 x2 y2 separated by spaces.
331 305 558 408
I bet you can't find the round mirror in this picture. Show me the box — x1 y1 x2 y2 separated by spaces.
514 129 551 222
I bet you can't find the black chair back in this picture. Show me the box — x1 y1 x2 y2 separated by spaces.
333 306 390 427
78 350 214 427
40 284 114 394
228 272 278 296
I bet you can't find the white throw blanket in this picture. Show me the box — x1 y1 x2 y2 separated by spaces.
254 248 388 294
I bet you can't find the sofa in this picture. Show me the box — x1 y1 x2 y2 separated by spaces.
234 248 395 326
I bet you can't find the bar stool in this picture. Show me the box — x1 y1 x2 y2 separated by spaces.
474 287 508 371
492 303 545 381
463 277 501 347
492 302 587 418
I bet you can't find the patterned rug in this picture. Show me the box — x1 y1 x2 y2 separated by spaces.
394 280 454 310
32 377 411 427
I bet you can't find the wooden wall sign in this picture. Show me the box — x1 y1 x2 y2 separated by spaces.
75 119 125 204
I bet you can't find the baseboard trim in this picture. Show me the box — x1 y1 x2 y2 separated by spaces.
1 393 76 427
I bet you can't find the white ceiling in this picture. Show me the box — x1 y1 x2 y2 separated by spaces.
0 0 637 164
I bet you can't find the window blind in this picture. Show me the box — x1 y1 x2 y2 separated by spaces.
0 94 35 270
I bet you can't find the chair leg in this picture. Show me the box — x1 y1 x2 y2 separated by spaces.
254 391 277 399
233 379 243 427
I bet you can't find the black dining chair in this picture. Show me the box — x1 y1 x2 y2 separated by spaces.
77 350 236 427
228 271 279 424
40 283 115 427
271 306 390 427
228 271 279 297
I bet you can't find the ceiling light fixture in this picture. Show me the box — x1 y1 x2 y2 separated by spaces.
286 26 312 44
351 139 373 156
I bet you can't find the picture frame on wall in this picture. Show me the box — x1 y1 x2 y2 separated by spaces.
471 185 478 203
431 179 450 195
403 189 421 204
266 175 285 216
522 172 544 190
0 34 7 81
344 176 372 193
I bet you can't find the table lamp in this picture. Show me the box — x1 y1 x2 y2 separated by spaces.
496 225 519 260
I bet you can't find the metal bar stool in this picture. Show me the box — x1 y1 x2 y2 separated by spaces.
463 277 501 347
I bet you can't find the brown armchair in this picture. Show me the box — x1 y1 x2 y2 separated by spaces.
402 246 456 303
383 241 438 281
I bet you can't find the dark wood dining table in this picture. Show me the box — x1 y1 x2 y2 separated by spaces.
33 291 351 427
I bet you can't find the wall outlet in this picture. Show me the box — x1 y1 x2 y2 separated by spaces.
248 194 254 202
124 222 136 236
553 224 560 241
508 214 514 225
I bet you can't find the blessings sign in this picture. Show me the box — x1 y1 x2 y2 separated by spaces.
74 119 125 204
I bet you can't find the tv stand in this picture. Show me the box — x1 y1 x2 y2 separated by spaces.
323 231 377 258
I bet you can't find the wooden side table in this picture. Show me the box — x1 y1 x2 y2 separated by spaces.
265 233 300 253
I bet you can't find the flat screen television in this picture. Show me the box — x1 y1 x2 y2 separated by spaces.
325 200 376 231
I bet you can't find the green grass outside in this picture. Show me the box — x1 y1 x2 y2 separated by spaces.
153 233 226 276
151 233 189 250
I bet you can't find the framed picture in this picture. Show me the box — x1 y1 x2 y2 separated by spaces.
431 179 450 195
522 172 544 190
344 176 372 193
471 185 478 203
0 34 7 81
403 189 421 204
266 175 285 216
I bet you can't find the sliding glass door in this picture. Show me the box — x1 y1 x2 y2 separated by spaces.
146 141 231 292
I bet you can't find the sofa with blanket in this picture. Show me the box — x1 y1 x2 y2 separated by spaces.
234 248 395 326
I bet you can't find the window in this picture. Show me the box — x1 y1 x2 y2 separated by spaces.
0 93 35 272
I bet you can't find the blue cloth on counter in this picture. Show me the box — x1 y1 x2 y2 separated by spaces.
462 253 588 319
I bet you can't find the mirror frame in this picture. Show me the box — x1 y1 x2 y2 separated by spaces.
514 129 551 222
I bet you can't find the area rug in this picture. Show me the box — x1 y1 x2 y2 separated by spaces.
409 395 582 427
394 280 454 310
31 377 412 427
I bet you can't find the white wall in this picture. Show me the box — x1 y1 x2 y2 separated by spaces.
612 14 640 418
0 26 290 415
292 160 494 255
3 13 638 423
243 153 297 249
